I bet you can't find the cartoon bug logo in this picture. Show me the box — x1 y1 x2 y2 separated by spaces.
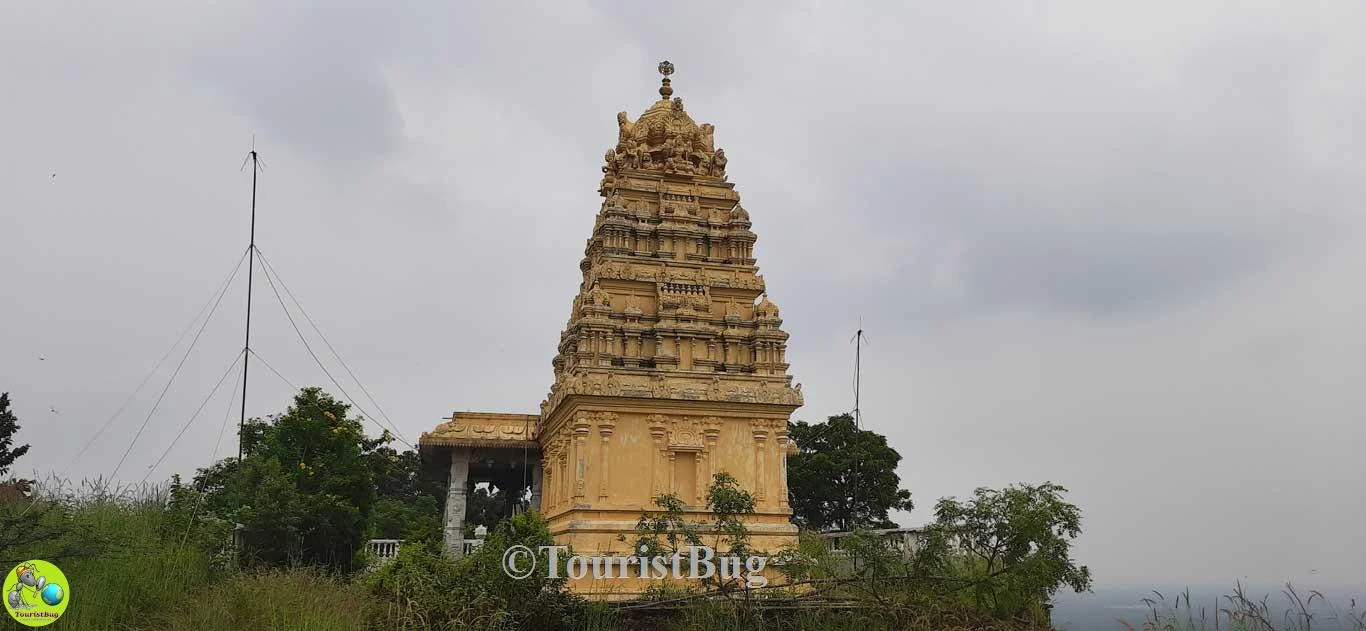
4 560 69 627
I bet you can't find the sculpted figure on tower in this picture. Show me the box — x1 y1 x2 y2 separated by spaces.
606 84 729 180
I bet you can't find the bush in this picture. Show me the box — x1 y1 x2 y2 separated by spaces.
919 482 1092 623
195 388 389 573
365 510 588 631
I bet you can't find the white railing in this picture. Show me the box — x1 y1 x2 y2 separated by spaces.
818 527 930 561
365 538 486 563
367 538 402 562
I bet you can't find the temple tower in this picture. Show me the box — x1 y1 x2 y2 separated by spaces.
536 62 802 589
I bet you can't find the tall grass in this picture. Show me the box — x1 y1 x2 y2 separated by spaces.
152 570 364 631
1 476 364 631
3 478 205 629
1119 584 1366 631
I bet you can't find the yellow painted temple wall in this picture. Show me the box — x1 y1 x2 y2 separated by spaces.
537 409 796 530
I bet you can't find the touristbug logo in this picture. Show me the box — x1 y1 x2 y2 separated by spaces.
4 560 70 627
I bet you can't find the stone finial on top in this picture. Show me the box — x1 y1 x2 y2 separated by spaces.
599 61 730 180
658 60 675 99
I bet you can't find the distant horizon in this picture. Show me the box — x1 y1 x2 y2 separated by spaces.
1065 580 1366 594
1054 581 1366 630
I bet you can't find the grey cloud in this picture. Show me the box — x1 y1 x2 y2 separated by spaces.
717 3 1361 317
192 2 406 170
2 0 1364 588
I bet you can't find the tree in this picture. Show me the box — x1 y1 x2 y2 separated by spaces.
0 392 31 477
366 446 442 542
918 482 1093 622
632 491 701 561
787 413 913 532
194 387 389 571
704 471 757 562
632 472 758 592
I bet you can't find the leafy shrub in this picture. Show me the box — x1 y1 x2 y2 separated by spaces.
194 388 387 572
918 482 1092 623
365 510 587 631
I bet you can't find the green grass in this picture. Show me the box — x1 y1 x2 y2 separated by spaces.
3 481 207 630
0 482 1043 630
1 478 365 631
152 570 365 631
0 484 1049 630
6 480 1360 631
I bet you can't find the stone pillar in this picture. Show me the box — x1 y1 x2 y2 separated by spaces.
667 451 677 494
597 414 616 502
703 420 721 497
775 422 791 510
752 424 768 506
573 416 590 501
558 444 569 506
695 449 706 502
444 446 471 558
543 461 555 509
649 416 668 497
530 457 543 511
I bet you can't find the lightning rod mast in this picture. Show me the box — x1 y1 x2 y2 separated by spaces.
238 148 259 462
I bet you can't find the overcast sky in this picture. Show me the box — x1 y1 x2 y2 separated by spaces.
3 1 1363 588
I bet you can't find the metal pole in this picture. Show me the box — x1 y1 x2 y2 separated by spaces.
851 326 868 531
238 150 258 462
854 328 862 429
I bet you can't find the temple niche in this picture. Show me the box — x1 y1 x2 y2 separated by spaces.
420 61 802 599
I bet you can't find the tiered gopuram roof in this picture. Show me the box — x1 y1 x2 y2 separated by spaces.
540 61 801 421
